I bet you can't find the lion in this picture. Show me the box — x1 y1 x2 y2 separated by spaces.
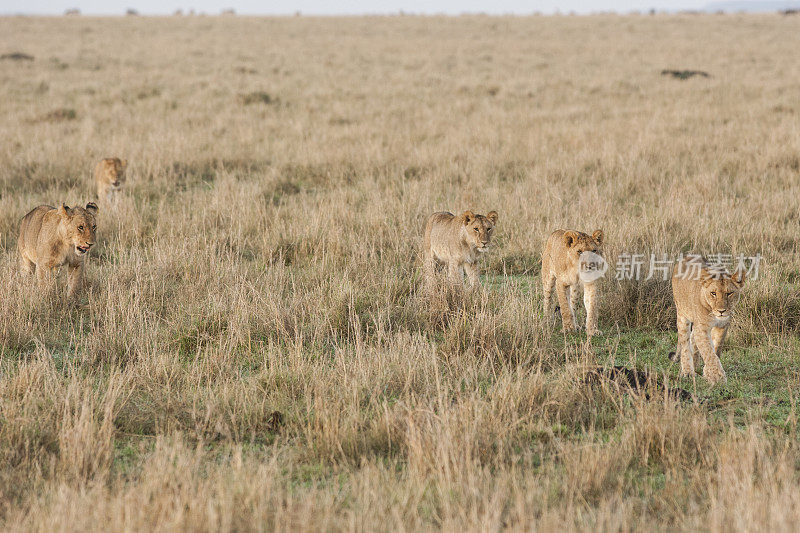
17 203 99 301
669 257 746 385
542 229 605 335
94 157 127 202
423 210 498 289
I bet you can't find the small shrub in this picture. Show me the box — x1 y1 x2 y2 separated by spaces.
660 69 710 80
238 91 277 105
1 52 34 61
40 108 77 122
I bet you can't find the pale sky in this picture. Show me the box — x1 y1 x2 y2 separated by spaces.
3 0 715 16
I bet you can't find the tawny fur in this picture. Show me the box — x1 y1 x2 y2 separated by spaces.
671 258 746 385
17 203 99 301
541 229 604 335
423 210 498 289
94 157 127 202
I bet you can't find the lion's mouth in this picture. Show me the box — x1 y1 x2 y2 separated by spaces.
477 246 490 253
76 245 91 254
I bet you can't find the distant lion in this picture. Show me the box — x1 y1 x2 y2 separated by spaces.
542 229 605 335
94 157 127 203
18 203 99 301
670 257 746 385
423 210 498 289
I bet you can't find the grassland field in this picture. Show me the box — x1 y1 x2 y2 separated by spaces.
1 13 800 531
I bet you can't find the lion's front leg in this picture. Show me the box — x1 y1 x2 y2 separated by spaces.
689 330 702 372
19 255 36 276
423 250 437 293
556 283 577 332
36 262 54 286
447 261 463 286
694 325 727 385
67 262 84 302
36 261 59 300
463 262 480 288
583 281 601 336
711 326 728 357
676 317 695 377
98 182 109 203
542 271 556 320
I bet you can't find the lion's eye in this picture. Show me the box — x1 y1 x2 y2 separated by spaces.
92 225 97 231
488 227 493 232
474 228 479 232
727 291 734 296
78 225 84 231
710 291 717 297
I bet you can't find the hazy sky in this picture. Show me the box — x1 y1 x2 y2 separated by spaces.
4 0 710 16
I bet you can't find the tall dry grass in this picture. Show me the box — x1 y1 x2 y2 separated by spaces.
0 13 799 531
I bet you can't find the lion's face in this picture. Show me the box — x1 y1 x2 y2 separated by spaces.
701 272 745 319
461 210 498 252
59 203 99 256
102 158 127 189
564 230 604 263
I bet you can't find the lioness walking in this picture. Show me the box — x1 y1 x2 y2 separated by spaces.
18 203 99 301
542 229 605 335
94 157 127 203
670 257 746 385
423 210 498 289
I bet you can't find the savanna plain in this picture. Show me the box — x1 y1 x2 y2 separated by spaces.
1 13 800 531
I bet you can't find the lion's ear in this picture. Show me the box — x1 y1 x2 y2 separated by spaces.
563 230 578 248
592 230 604 245
731 268 746 287
486 211 498 224
57 204 71 218
461 210 475 224
85 202 99 215
699 268 715 282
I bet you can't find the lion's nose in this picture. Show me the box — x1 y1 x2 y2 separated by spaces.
718 309 727 315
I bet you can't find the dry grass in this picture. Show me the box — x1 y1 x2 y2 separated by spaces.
1 13 800 531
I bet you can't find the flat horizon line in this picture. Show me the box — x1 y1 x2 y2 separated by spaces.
1 9 795 17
